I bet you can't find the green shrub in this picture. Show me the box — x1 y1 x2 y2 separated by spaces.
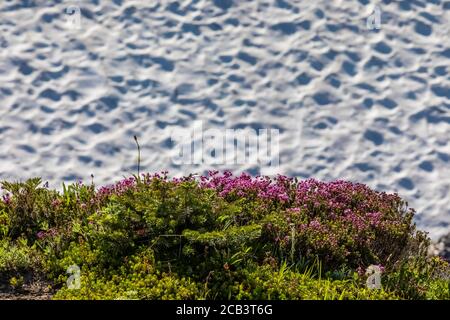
384 255 450 299
0 238 41 275
0 173 448 300
53 249 201 300
225 264 400 300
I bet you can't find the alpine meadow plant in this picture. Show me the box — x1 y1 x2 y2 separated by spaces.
0 171 448 299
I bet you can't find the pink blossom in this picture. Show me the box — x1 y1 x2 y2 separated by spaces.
2 194 11 205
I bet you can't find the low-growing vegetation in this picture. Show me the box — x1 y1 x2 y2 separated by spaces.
0 172 448 300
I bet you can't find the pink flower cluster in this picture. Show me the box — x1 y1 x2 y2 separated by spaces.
200 171 291 203
1 193 11 206
296 179 397 212
96 176 138 200
93 171 180 203
36 228 58 240
51 199 62 207
92 172 408 241
294 178 405 228
196 171 414 266
198 172 404 225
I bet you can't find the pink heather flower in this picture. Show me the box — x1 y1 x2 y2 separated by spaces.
94 176 138 201
356 266 365 277
367 212 383 226
51 199 62 207
309 220 321 229
136 228 147 237
287 208 301 215
36 231 46 240
278 193 289 202
199 171 293 203
376 264 385 273
2 194 11 205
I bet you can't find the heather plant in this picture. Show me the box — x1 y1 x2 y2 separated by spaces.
0 172 448 300
200 172 428 271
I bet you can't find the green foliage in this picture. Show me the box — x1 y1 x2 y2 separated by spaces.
0 210 10 238
226 265 400 300
1 178 50 238
53 249 201 300
0 176 448 300
0 238 41 275
9 276 24 289
0 178 95 242
183 224 262 248
384 255 450 299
